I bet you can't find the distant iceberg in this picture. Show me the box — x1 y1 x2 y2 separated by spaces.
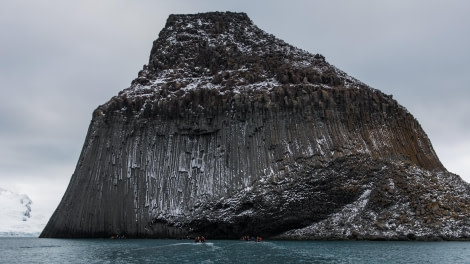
0 188 46 237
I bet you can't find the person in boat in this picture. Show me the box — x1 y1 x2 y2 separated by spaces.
195 236 200 243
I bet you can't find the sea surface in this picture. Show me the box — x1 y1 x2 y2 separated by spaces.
2 237 470 263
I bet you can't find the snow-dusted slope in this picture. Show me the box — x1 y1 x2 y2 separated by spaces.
107 12 370 111
0 188 46 237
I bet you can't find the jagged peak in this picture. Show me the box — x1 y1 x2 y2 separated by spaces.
164 12 252 29
122 12 369 101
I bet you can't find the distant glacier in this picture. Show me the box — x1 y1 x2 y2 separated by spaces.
0 188 46 237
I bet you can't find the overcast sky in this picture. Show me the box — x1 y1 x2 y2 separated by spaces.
1 0 469 220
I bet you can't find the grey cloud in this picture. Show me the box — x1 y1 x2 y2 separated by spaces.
0 0 468 220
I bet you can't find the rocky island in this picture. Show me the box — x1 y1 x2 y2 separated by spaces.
40 12 470 240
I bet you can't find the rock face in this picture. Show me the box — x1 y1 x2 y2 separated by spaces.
41 12 470 240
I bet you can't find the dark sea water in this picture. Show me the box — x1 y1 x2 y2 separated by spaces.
2 238 470 263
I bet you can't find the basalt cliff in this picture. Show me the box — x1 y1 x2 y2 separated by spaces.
41 12 470 240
